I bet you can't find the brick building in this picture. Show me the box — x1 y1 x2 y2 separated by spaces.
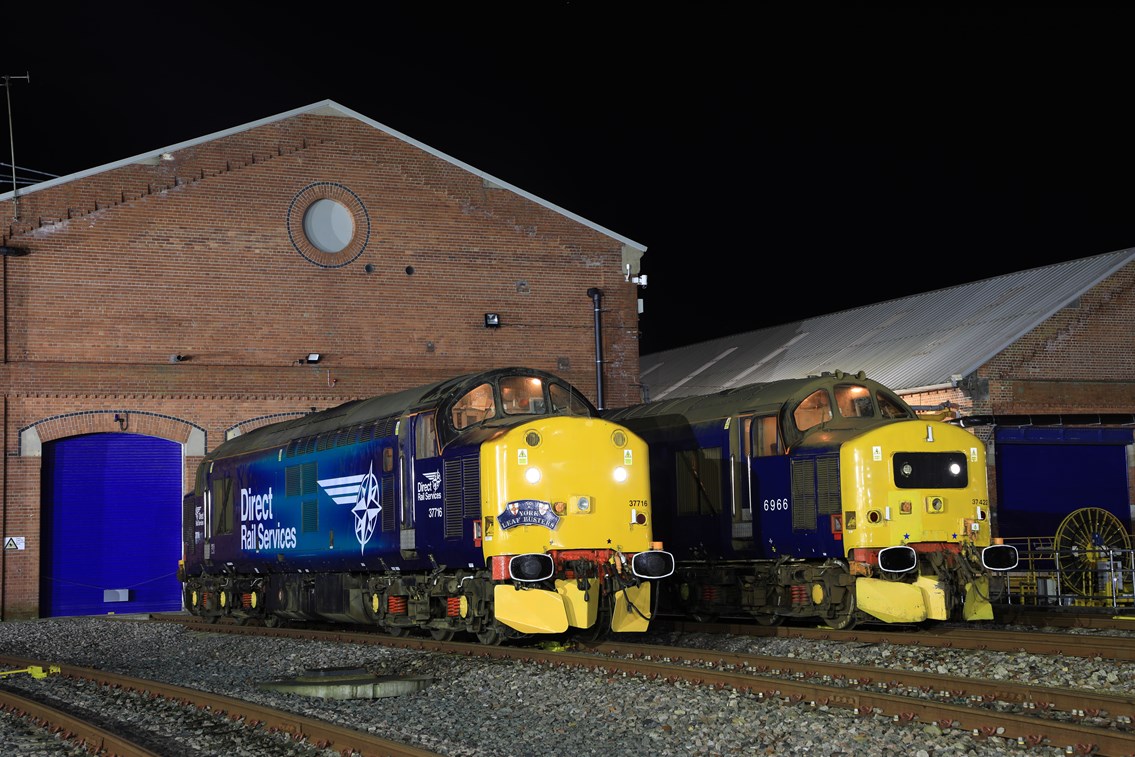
0 100 648 619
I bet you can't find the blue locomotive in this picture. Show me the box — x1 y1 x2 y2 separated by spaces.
603 370 1018 629
179 367 674 643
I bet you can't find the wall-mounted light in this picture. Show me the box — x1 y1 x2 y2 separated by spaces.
0 245 29 257
169 354 189 363
484 313 501 328
298 353 321 364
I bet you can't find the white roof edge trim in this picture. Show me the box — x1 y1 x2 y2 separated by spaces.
897 383 956 395
0 99 647 254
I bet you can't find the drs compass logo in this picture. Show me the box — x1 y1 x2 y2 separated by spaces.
318 462 382 554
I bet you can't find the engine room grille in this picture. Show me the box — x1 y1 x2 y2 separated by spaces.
381 477 395 532
816 455 841 515
443 456 480 538
790 453 842 530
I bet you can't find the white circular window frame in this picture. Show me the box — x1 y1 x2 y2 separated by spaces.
287 182 370 268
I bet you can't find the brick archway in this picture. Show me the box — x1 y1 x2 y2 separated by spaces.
20 410 206 457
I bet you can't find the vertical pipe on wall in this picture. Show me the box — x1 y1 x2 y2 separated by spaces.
1 394 6 620
586 288 605 410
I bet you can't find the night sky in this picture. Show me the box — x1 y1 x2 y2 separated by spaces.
5 6 1135 354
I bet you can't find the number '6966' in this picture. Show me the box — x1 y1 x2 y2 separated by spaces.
763 498 788 511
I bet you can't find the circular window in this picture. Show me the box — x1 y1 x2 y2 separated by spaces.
303 199 354 252
287 182 370 267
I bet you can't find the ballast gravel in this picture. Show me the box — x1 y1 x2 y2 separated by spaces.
0 615 1131 756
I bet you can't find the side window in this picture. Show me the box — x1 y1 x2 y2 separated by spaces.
549 384 591 416
452 383 496 429
793 390 833 432
675 447 723 515
212 476 234 535
415 412 438 458
835 384 875 419
877 391 912 419
754 415 780 456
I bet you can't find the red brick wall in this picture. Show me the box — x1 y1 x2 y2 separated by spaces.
975 262 1135 526
0 110 645 617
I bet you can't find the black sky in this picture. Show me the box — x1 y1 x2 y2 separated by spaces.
5 6 1135 354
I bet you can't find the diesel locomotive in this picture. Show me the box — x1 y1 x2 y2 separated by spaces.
179 367 674 643
603 370 1018 629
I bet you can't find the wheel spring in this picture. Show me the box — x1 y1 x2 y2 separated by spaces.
446 597 461 617
388 596 408 615
790 584 809 606
701 586 718 602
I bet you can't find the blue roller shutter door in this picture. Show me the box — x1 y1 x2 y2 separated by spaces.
41 433 182 616
994 427 1133 540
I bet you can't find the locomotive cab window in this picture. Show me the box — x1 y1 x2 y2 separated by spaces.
500 376 545 415
793 390 833 432
550 383 591 416
835 384 874 418
452 383 496 429
877 390 913 419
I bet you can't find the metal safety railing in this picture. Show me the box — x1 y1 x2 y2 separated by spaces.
994 534 1135 608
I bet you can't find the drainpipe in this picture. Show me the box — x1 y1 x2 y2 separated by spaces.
586 288 605 410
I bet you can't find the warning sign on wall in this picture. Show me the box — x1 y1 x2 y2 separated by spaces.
4 536 25 550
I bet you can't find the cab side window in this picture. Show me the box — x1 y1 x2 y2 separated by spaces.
415 412 438 458
876 391 912 419
550 384 591 416
452 383 496 429
754 415 780 456
793 390 833 432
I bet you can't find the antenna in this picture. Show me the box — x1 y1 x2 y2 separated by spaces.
2 72 30 221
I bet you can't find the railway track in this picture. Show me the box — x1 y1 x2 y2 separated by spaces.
0 654 442 757
152 614 1135 755
648 617 1135 661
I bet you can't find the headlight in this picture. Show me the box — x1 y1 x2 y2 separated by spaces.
525 467 541 484
632 550 675 579
613 466 628 483
509 553 555 582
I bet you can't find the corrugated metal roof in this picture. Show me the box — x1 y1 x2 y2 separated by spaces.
637 248 1135 403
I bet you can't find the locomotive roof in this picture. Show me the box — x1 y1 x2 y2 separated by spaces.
603 370 912 425
207 367 592 460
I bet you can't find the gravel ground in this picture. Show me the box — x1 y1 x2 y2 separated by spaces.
0 615 1132 756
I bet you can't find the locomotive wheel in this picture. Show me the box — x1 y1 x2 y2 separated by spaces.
386 625 411 638
824 593 858 630
429 628 456 641
476 627 503 645
263 615 282 628
753 612 783 627
1055 507 1131 597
